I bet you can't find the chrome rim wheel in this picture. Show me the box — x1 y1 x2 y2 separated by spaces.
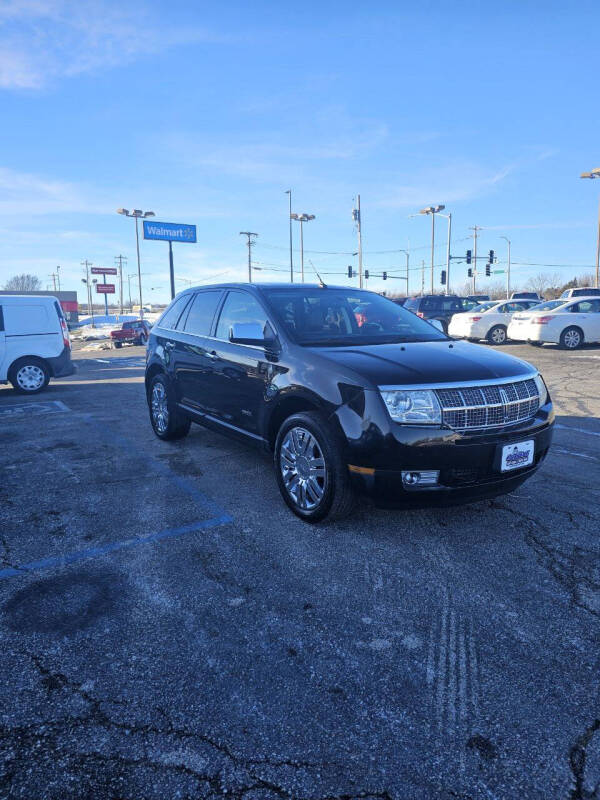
280 426 327 511
491 327 506 344
151 382 169 433
564 329 581 349
16 364 45 391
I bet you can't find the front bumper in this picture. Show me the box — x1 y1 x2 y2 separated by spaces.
337 391 554 506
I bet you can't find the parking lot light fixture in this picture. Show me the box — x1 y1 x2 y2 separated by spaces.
117 208 156 318
418 205 445 293
580 169 600 288
290 213 315 283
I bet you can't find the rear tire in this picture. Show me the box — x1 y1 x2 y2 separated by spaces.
487 325 507 345
9 357 50 394
560 326 583 350
114 341 122 349
274 411 355 523
148 373 191 440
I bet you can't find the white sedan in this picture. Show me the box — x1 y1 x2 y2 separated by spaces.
448 300 540 344
508 297 600 349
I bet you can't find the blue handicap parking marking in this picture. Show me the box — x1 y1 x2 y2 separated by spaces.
0 400 71 418
0 411 232 581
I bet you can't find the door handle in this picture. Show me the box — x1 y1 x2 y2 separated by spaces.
206 350 218 359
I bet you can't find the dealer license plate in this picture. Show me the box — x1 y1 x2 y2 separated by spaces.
501 440 534 472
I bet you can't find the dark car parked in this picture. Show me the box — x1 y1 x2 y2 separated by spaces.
145 284 554 522
403 294 473 331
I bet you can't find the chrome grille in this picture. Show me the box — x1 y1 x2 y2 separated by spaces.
436 377 539 431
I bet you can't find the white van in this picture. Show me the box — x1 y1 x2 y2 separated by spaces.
0 295 75 393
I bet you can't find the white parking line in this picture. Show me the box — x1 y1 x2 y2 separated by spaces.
555 423 600 438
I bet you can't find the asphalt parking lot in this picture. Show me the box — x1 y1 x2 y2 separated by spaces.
1 340 599 800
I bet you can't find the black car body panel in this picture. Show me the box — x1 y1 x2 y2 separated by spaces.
146 283 554 506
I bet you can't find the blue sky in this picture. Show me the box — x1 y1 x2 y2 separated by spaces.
1 0 599 302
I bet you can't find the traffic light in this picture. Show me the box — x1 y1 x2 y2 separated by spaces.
347 265 353 278
489 249 495 263
440 270 447 285
485 263 491 277
364 270 370 280
466 249 472 264
468 268 473 278
382 271 387 280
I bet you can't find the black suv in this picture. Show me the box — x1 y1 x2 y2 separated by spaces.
403 295 474 331
145 284 554 522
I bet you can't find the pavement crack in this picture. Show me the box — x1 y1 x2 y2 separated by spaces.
569 718 600 799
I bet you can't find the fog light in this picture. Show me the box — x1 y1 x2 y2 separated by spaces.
401 470 440 487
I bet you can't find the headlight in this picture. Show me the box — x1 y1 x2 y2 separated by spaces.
379 388 442 425
533 373 548 403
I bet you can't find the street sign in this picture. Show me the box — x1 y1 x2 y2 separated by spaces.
91 267 118 275
96 284 115 294
143 220 197 243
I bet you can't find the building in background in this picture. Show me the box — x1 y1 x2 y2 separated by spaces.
0 290 79 325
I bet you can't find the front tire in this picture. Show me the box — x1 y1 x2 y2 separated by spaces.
560 326 583 350
274 411 355 522
9 358 50 394
487 325 507 345
148 374 191 440
113 341 122 349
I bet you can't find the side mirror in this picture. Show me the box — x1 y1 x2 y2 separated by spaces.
229 322 276 347
429 318 444 332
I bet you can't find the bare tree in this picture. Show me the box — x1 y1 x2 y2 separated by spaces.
525 272 561 299
3 273 42 292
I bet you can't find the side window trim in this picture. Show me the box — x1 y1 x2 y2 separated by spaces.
0 305 4 332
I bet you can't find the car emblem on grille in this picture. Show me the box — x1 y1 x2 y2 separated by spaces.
499 387 510 422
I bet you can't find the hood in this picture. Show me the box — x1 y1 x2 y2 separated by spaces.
308 340 536 388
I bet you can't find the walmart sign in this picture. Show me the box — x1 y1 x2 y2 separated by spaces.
143 221 197 243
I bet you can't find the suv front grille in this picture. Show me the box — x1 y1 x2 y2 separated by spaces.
435 378 539 431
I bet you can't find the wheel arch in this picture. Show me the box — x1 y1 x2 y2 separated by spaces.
8 354 51 377
266 392 324 450
145 362 167 397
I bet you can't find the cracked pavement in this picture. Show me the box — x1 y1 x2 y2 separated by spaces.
0 341 599 799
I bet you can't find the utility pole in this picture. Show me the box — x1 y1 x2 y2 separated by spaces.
115 255 127 315
56 266 61 292
445 213 452 294
469 226 482 294
285 190 293 282
240 232 258 282
49 273 57 291
353 196 364 288
421 260 425 295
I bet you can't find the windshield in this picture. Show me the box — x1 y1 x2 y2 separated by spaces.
473 301 497 312
261 288 447 346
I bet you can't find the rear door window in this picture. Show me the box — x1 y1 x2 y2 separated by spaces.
183 291 223 336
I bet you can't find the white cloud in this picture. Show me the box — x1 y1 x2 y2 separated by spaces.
0 0 229 89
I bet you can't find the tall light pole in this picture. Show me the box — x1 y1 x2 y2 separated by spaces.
352 197 363 288
81 259 94 327
436 212 452 294
469 225 482 294
418 205 445 293
580 168 600 288
290 213 315 283
56 265 61 292
285 190 293 282
500 236 511 298
240 232 258 282
117 208 155 319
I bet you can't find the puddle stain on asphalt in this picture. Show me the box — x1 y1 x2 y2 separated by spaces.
2 568 124 634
